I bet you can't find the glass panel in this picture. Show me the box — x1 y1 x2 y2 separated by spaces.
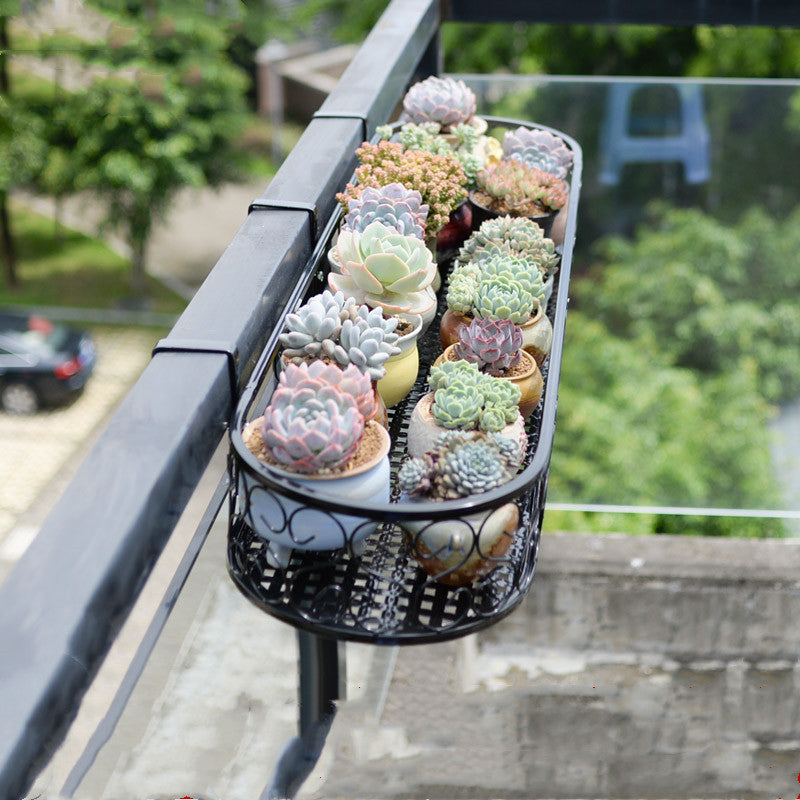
461 77 800 522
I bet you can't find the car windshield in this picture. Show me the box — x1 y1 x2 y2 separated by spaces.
1 316 70 356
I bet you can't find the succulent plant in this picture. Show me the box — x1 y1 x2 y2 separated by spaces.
446 272 479 316
328 220 437 317
429 366 521 433
479 377 521 426
427 358 482 392
473 274 535 324
343 182 429 239
337 140 467 235
260 363 365 474
432 384 484 430
471 248 546 301
459 215 560 277
280 291 400 381
503 126 573 179
335 305 402 380
402 75 477 131
398 431 518 500
474 160 568 216
454 317 523 376
388 121 484 187
276 360 378 427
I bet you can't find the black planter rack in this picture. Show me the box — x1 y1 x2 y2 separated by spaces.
227 116 582 645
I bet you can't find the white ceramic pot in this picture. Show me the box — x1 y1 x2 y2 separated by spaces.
406 392 527 463
240 421 391 568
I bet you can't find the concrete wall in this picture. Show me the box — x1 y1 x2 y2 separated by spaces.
310 532 800 800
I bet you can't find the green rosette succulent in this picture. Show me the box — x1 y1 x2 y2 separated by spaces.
472 249 546 302
431 383 484 429
328 220 437 317
460 216 560 279
478 376 521 425
446 272 479 316
427 359 482 392
473 275 535 324
428 365 520 432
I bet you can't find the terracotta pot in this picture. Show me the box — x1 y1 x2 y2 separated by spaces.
433 345 543 419
406 392 526 463
401 501 519 587
440 307 553 366
240 420 391 568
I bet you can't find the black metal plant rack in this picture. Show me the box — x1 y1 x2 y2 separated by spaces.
227 116 582 645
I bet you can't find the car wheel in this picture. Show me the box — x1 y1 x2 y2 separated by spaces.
1 383 40 415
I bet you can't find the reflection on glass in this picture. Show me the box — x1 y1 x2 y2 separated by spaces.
461 77 800 528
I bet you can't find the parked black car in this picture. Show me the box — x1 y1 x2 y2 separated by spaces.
0 311 96 414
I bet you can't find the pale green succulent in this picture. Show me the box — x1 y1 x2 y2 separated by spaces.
446 272 479 316
460 215 552 258
431 384 484 429
472 249 546 302
473 275 535 324
478 377 522 425
427 359 482 392
460 215 560 279
328 220 437 317
429 365 521 433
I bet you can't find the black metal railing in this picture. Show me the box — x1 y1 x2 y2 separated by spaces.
1 1 799 798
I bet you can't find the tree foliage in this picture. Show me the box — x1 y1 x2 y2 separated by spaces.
46 2 249 297
585 204 800 404
550 310 779 512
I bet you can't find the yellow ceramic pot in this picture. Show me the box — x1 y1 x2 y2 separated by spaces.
376 313 423 408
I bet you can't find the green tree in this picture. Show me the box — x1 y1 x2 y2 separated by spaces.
550 311 779 513
584 204 800 404
54 5 248 298
0 6 49 290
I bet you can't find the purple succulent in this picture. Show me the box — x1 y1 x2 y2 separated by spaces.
453 317 523 376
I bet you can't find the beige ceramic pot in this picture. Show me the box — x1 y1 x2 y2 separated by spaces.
401 501 519 587
406 392 526 463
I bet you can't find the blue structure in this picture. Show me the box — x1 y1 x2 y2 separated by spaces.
599 82 711 185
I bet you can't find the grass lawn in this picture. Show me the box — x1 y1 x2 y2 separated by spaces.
0 203 188 314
